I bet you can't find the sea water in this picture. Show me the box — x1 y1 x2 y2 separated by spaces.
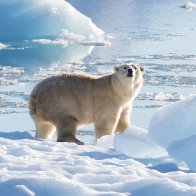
0 0 195 143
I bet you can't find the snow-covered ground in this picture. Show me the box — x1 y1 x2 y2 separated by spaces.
0 96 196 195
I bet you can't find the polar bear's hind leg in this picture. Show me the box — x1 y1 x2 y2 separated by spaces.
56 115 84 145
35 120 55 139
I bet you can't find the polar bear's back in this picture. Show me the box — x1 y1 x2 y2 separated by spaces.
29 73 96 122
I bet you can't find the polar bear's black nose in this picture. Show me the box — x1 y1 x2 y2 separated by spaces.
127 69 133 77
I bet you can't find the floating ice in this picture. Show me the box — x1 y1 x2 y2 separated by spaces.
180 1 196 10
0 65 24 85
0 0 104 42
0 43 7 50
155 92 168 101
32 39 69 46
155 92 186 102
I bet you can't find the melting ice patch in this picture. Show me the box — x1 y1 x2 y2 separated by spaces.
0 0 105 44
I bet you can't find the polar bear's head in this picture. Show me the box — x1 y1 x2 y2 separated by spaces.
114 64 144 83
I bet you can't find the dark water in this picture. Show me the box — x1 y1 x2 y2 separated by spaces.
0 0 195 136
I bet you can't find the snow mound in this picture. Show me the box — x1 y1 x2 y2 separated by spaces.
149 96 196 170
1 132 196 195
98 126 167 158
180 1 196 10
0 0 104 42
148 96 196 148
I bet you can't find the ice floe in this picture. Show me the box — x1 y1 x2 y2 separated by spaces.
180 1 196 10
0 43 7 50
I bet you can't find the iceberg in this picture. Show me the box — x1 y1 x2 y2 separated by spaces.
0 0 104 42
0 0 106 67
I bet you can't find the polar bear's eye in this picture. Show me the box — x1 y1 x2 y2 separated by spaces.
132 65 137 70
124 67 127 70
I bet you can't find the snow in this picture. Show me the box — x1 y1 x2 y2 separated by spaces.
168 135 196 170
98 126 168 158
1 131 196 195
0 0 104 43
0 96 196 195
149 96 196 148
149 96 196 170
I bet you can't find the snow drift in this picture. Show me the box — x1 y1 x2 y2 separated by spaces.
148 96 196 148
0 0 104 42
98 126 167 158
148 96 196 170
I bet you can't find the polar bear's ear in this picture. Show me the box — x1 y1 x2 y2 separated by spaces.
140 66 145 73
114 66 119 72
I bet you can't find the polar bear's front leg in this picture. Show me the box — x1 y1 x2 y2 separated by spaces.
115 106 131 132
95 112 120 140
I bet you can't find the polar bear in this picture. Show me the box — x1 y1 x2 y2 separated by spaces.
29 64 144 144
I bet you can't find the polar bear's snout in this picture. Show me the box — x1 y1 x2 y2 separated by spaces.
127 68 133 77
